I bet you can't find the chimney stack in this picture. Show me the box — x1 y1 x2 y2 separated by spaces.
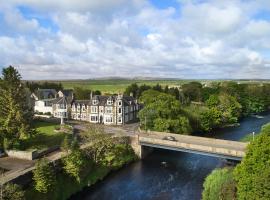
90 91 93 99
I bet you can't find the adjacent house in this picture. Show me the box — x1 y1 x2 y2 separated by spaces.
32 89 73 117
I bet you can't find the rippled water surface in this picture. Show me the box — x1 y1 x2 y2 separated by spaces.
71 113 270 200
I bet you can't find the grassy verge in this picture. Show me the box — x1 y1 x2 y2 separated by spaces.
18 120 70 151
240 133 258 142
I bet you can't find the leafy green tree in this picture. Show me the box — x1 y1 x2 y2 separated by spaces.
182 82 203 102
139 91 192 134
0 66 35 148
62 149 88 182
200 107 222 132
33 158 56 193
202 168 236 200
124 83 139 98
2 183 25 200
205 94 242 125
234 123 270 200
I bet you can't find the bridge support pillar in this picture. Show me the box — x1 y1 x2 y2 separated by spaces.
129 135 153 159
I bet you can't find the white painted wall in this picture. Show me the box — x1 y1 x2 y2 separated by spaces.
34 100 53 113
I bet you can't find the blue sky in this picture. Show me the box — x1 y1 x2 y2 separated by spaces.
0 0 270 79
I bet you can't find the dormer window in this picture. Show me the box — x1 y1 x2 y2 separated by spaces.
77 105 80 112
118 101 122 106
82 105 86 112
93 100 98 105
72 104 76 111
107 98 113 105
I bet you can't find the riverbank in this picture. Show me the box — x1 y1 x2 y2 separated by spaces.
73 112 270 200
24 145 137 200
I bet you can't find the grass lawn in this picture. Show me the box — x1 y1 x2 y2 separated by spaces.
241 133 258 142
19 120 70 151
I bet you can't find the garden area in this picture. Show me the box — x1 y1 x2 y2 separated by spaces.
17 120 72 151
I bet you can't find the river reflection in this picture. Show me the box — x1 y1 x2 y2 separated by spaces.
71 112 270 200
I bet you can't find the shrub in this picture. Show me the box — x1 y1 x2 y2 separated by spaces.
202 168 236 200
62 149 88 182
2 183 25 200
33 158 56 193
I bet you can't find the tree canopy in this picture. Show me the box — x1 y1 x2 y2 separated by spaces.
234 123 270 200
0 66 35 148
139 90 191 134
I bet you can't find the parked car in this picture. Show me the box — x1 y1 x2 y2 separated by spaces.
162 136 177 141
0 149 5 158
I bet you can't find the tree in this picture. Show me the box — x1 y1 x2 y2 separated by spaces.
1 183 25 200
61 135 71 153
234 123 270 200
0 66 35 148
124 83 139 98
33 158 56 193
62 149 88 182
182 82 203 102
200 107 222 132
139 91 192 134
202 168 236 200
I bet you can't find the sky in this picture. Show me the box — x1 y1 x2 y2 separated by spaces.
0 0 270 80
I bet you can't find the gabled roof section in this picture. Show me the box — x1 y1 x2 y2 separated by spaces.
60 89 73 97
34 89 57 100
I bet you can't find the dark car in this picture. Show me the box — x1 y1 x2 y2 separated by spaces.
162 136 177 141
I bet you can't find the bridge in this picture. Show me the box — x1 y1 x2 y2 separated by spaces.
135 131 248 161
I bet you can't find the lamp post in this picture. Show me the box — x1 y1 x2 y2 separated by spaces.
252 132 255 141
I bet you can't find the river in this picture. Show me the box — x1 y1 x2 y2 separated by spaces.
71 113 270 200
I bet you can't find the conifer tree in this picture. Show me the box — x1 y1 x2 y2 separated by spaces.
0 66 35 148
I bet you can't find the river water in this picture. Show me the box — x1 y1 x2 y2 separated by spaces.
72 113 270 200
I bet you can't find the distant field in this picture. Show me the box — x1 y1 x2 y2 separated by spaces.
43 79 270 94
56 79 192 94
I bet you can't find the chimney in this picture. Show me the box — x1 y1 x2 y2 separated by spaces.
90 91 93 100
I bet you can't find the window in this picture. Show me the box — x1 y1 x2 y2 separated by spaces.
93 100 98 105
91 106 97 113
77 105 80 112
118 117 122 123
72 105 76 111
77 114 81 118
105 117 112 123
118 101 122 106
82 105 86 112
106 107 112 113
118 108 122 113
59 104 66 109
91 116 98 121
107 99 113 105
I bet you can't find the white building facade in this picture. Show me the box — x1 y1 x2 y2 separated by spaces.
71 94 140 125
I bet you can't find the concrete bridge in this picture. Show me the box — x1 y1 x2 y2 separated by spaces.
134 131 248 161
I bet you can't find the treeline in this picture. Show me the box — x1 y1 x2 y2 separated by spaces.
128 81 270 134
25 81 63 92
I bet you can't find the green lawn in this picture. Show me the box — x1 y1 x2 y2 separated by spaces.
241 133 258 142
19 121 70 151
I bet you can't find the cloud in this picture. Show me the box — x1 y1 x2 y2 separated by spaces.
0 0 269 79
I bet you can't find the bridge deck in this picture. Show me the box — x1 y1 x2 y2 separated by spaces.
138 132 248 160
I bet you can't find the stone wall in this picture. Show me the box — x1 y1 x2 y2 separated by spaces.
6 146 59 161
